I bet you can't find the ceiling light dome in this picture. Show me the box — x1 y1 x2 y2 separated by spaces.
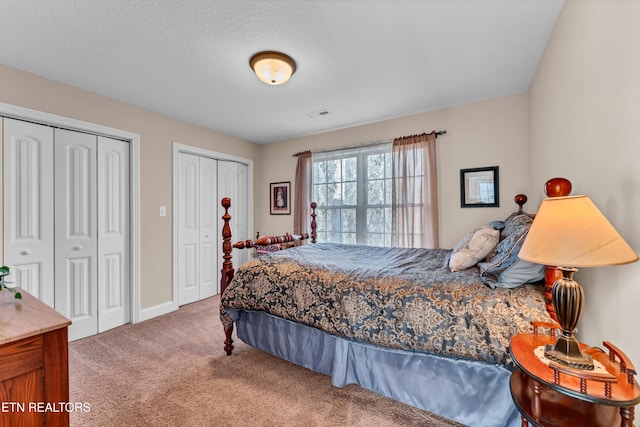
250 51 296 85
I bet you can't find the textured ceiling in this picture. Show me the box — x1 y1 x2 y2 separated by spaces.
0 0 564 144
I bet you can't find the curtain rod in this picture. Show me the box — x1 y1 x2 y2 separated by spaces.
292 130 446 157
410 130 446 138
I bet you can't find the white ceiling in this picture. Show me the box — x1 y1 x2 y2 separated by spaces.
0 0 564 144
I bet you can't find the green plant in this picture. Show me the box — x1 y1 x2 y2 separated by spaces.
0 266 22 299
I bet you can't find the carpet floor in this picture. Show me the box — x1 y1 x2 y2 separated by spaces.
69 295 466 426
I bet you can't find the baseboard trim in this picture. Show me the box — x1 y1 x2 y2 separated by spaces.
137 301 176 323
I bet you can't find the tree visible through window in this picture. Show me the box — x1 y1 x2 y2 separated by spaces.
312 144 392 246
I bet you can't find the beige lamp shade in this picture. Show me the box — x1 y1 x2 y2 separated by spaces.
518 195 638 267
250 51 296 85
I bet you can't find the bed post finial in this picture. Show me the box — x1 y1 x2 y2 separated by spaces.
514 194 527 214
310 202 317 244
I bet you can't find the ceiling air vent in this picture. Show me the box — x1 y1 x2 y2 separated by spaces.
306 109 330 118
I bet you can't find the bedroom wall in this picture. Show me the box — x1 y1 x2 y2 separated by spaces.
0 64 261 310
529 0 640 368
257 93 531 249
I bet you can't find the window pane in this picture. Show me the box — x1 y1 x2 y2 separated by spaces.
316 208 327 231
367 233 384 247
323 209 333 231
313 184 327 206
367 208 385 232
343 233 356 245
328 159 341 183
343 157 357 181
314 161 327 184
367 154 385 179
385 179 392 205
384 152 392 178
368 179 384 205
327 182 342 205
325 209 339 242
342 208 356 232
384 207 392 233
343 182 357 205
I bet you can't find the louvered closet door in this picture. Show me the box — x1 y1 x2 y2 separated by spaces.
2 118 55 306
54 128 99 340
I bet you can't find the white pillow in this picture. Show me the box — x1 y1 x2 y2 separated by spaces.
449 226 500 272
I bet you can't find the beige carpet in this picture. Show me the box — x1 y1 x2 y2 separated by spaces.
69 295 466 427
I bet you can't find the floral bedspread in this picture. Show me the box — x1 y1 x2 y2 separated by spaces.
220 243 552 365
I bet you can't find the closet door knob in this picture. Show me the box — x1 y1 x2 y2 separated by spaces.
20 250 32 256
72 246 83 251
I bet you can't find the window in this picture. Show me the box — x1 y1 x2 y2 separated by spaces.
312 144 392 246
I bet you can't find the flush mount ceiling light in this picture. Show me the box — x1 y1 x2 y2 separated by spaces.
249 51 296 85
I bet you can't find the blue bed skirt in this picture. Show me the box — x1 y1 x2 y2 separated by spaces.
228 309 521 427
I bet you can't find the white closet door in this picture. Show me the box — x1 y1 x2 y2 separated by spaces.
2 118 54 305
97 136 130 332
177 153 218 304
199 156 217 299
235 162 249 271
177 152 201 305
54 128 98 340
218 160 249 274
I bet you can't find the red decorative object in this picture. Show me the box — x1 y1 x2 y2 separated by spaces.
545 177 572 197
514 194 528 213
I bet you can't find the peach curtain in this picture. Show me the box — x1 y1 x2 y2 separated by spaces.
293 151 312 239
391 132 439 248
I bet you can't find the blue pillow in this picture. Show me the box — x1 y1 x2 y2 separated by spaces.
487 220 505 231
496 258 545 288
477 214 544 289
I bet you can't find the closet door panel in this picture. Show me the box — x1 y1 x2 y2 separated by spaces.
54 128 98 340
2 118 54 305
177 153 200 305
97 136 130 333
218 161 249 272
199 157 217 299
236 163 249 249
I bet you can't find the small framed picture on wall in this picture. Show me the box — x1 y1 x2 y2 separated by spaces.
270 181 291 215
460 166 499 208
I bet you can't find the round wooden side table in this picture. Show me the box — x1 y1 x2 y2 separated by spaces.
509 331 640 427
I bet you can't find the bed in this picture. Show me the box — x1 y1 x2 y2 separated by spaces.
218 195 555 427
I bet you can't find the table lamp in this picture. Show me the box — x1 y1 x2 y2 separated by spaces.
518 195 638 370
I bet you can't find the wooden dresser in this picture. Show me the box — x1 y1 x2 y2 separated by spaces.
0 289 71 426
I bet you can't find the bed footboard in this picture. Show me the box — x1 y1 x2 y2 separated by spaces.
233 232 309 250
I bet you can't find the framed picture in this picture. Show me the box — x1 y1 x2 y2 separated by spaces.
460 166 499 208
270 181 291 215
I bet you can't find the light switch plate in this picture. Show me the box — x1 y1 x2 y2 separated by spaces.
159 206 167 217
